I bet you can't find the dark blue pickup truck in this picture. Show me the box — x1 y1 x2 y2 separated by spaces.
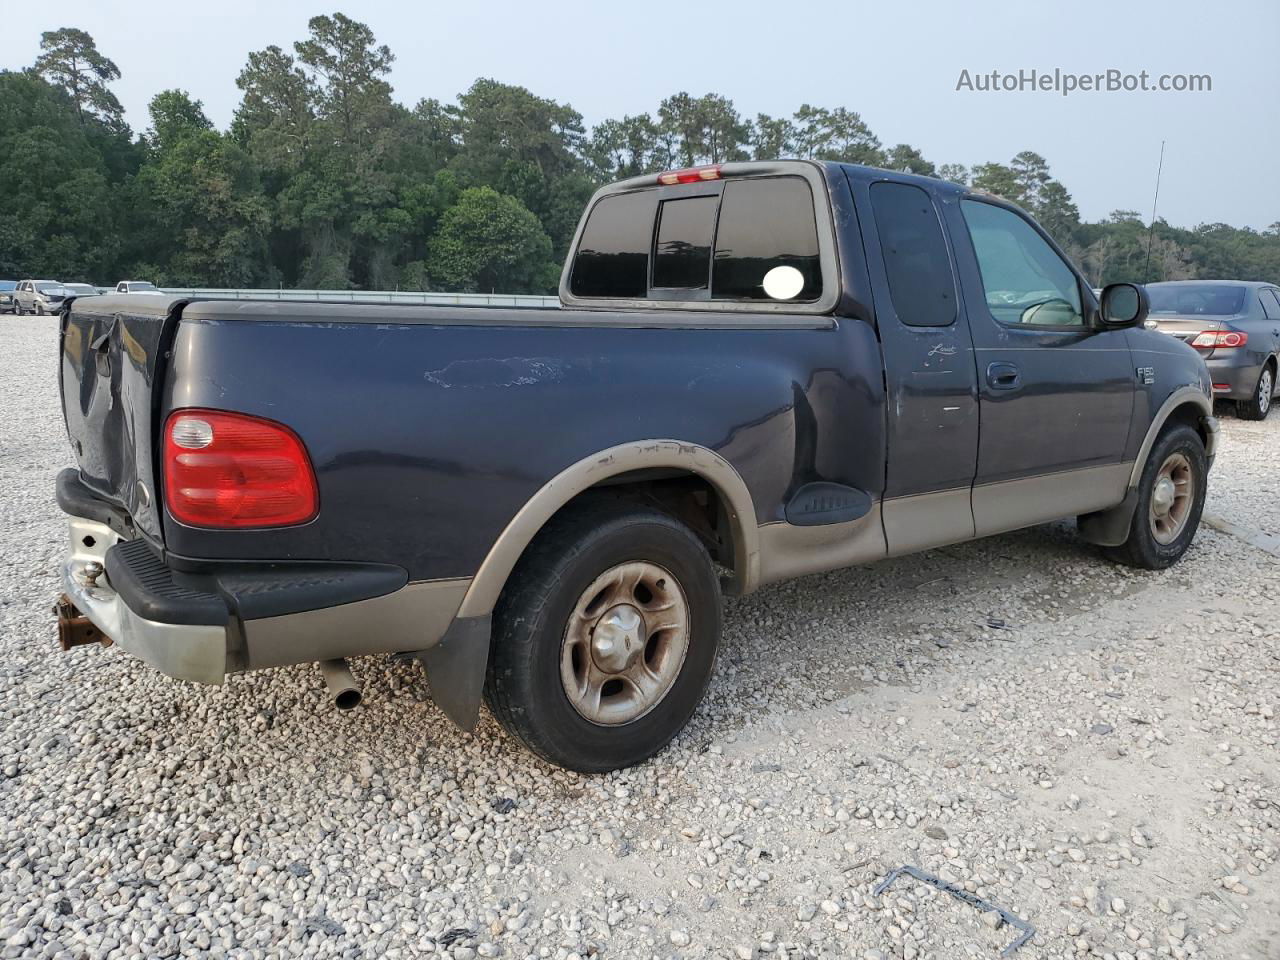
55 160 1218 771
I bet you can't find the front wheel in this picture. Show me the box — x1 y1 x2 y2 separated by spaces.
34 302 44 316
486 503 721 772
1105 424 1207 570
1236 363 1274 420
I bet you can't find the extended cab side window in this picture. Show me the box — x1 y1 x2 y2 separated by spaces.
869 182 956 326
961 199 1084 328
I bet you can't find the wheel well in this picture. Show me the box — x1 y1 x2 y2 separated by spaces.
554 469 738 572
1162 401 1210 448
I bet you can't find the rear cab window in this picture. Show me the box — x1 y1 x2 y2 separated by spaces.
568 171 824 307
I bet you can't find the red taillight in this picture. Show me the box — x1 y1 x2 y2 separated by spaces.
656 164 722 185
1191 330 1247 348
162 409 318 528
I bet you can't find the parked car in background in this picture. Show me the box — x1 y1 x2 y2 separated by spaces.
54 160 1218 772
0 281 16 314
114 280 162 295
1146 280 1280 419
14 280 70 315
62 283 100 299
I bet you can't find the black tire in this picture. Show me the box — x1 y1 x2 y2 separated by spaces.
1105 424 1207 570
1236 362 1275 421
12 303 22 316
35 302 44 316
485 502 721 773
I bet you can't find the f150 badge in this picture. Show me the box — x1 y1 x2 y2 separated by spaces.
1136 366 1155 385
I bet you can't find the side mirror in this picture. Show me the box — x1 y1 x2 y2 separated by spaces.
1099 282 1148 328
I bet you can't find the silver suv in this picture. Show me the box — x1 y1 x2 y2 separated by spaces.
13 280 70 315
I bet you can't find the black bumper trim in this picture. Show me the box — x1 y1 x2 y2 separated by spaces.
105 539 229 626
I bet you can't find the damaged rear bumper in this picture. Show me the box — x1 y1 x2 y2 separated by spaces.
61 516 228 682
57 510 470 686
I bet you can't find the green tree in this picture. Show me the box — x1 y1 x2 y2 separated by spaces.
937 163 969 185
0 71 128 280
885 143 936 177
750 114 796 160
146 90 212 150
294 12 394 146
793 105 884 165
127 90 271 287
33 28 123 126
970 161 1025 204
427 187 554 293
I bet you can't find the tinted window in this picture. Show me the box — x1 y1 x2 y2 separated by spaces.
712 178 821 301
570 192 656 298
870 182 955 326
962 200 1083 327
1265 289 1280 318
653 195 717 289
1146 284 1247 316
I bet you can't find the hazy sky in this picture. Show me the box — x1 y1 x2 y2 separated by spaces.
5 0 1278 229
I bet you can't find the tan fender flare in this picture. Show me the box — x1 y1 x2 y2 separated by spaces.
1127 385 1214 489
454 440 761 619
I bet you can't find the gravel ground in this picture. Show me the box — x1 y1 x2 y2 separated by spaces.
1 314 1276 960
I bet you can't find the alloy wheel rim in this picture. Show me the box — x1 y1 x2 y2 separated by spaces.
1259 370 1273 413
1148 451 1194 545
560 561 690 726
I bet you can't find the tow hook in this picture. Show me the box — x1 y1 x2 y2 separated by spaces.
54 595 112 650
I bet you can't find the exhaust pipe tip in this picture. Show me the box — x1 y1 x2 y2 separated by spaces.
318 659 362 710
333 687 362 711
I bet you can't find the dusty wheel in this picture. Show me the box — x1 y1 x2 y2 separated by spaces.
1106 424 1206 570
1237 363 1274 420
34 302 44 316
486 503 721 772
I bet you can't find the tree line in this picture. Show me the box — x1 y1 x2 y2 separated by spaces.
2 16 1277 293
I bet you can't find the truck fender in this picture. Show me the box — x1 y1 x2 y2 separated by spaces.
418 440 760 731
1078 386 1214 546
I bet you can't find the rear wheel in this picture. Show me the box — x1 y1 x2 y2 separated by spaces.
1105 424 1206 569
485 503 721 773
1237 363 1274 420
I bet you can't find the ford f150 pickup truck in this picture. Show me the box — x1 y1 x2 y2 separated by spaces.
55 160 1218 772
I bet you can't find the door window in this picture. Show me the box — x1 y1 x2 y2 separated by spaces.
870 182 956 327
961 200 1084 328
1261 289 1280 319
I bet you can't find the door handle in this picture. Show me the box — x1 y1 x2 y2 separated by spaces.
986 361 1021 390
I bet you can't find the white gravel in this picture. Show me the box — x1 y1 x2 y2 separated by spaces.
1 314 1277 960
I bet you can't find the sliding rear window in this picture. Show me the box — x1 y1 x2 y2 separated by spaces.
569 176 822 303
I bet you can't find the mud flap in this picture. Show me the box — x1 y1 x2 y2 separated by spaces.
1077 488 1139 547
410 615 492 731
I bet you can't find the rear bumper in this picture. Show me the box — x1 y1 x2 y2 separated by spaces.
1206 353 1264 400
61 517 227 682
58 512 470 684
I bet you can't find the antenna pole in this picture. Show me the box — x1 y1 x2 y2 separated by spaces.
1143 140 1166 282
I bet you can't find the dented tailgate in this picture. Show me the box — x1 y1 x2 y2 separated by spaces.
59 295 186 543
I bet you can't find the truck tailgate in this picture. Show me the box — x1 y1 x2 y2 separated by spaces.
59 295 184 542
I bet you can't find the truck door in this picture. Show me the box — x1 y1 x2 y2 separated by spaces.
945 197 1135 536
852 175 980 554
